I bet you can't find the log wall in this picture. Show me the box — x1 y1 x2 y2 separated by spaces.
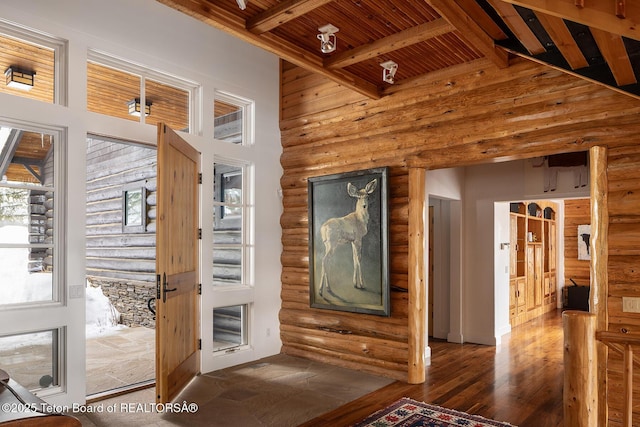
563 198 591 297
607 145 640 424
279 55 640 421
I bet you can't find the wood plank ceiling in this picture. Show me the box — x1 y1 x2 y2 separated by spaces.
157 0 640 100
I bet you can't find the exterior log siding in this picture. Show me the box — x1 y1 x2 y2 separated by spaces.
279 56 640 422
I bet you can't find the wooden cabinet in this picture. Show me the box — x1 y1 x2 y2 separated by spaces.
509 201 557 327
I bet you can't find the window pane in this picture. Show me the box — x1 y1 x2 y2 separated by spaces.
213 162 243 286
145 79 189 132
213 305 247 352
213 246 242 286
0 330 59 391
0 245 53 304
87 62 140 122
214 99 243 144
124 188 143 226
0 34 55 104
0 127 55 304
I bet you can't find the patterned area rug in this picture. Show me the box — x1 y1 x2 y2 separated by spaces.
352 397 516 427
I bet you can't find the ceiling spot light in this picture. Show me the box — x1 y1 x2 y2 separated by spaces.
317 24 339 54
5 67 35 91
128 98 151 117
236 0 248 10
380 60 398 84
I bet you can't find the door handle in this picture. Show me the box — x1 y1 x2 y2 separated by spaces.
162 272 177 303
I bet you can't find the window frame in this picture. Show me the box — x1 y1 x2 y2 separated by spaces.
121 180 148 233
214 91 254 146
0 121 66 309
87 49 200 134
212 158 253 289
0 18 68 105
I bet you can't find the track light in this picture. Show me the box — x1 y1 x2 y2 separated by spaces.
5 67 35 91
317 24 339 54
380 60 398 84
236 0 248 10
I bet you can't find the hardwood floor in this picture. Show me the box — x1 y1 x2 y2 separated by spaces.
300 309 564 427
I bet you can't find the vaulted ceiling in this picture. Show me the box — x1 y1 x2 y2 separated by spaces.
157 0 640 100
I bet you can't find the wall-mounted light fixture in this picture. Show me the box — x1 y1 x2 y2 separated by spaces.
5 67 35 91
128 98 152 117
236 0 248 10
317 24 339 54
380 60 398 84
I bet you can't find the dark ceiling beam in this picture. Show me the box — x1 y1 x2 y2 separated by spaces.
501 0 640 41
155 0 380 99
325 19 454 69
502 46 640 101
247 0 335 34
427 0 509 69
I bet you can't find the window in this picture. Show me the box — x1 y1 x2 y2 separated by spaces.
0 329 61 391
214 91 254 145
0 20 67 105
122 181 147 233
0 124 61 306
87 50 196 133
213 305 248 353
213 160 251 287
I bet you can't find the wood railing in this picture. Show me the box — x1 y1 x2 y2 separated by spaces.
564 310 640 427
596 330 640 427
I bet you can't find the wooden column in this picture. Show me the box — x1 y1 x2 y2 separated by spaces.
590 145 608 426
408 167 426 384
563 311 598 426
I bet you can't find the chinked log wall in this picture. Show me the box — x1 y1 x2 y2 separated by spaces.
279 54 640 414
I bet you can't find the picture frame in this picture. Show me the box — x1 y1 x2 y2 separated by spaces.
307 167 390 316
578 224 591 260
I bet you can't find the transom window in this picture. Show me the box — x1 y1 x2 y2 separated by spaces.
214 91 254 145
87 50 197 133
0 20 67 105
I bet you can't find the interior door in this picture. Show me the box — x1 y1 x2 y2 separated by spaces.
155 123 201 403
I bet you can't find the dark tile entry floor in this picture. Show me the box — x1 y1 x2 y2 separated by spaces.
73 353 393 426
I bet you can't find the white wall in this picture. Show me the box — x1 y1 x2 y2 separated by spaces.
0 0 282 405
463 159 588 346
426 168 464 345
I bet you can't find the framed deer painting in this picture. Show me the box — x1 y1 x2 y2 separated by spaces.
307 167 390 316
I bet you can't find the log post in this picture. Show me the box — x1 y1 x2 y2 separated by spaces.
408 167 426 384
589 145 608 426
563 310 598 426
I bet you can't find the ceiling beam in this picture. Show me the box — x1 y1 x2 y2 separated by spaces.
590 27 636 86
155 0 380 99
427 0 509 68
325 19 454 69
488 0 545 55
501 0 640 41
247 0 334 34
456 0 508 41
534 12 588 70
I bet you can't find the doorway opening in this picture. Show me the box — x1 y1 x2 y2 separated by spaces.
85 135 157 398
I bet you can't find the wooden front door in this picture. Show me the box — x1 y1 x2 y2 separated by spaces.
155 124 201 403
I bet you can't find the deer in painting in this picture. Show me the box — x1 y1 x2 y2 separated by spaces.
318 179 378 297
